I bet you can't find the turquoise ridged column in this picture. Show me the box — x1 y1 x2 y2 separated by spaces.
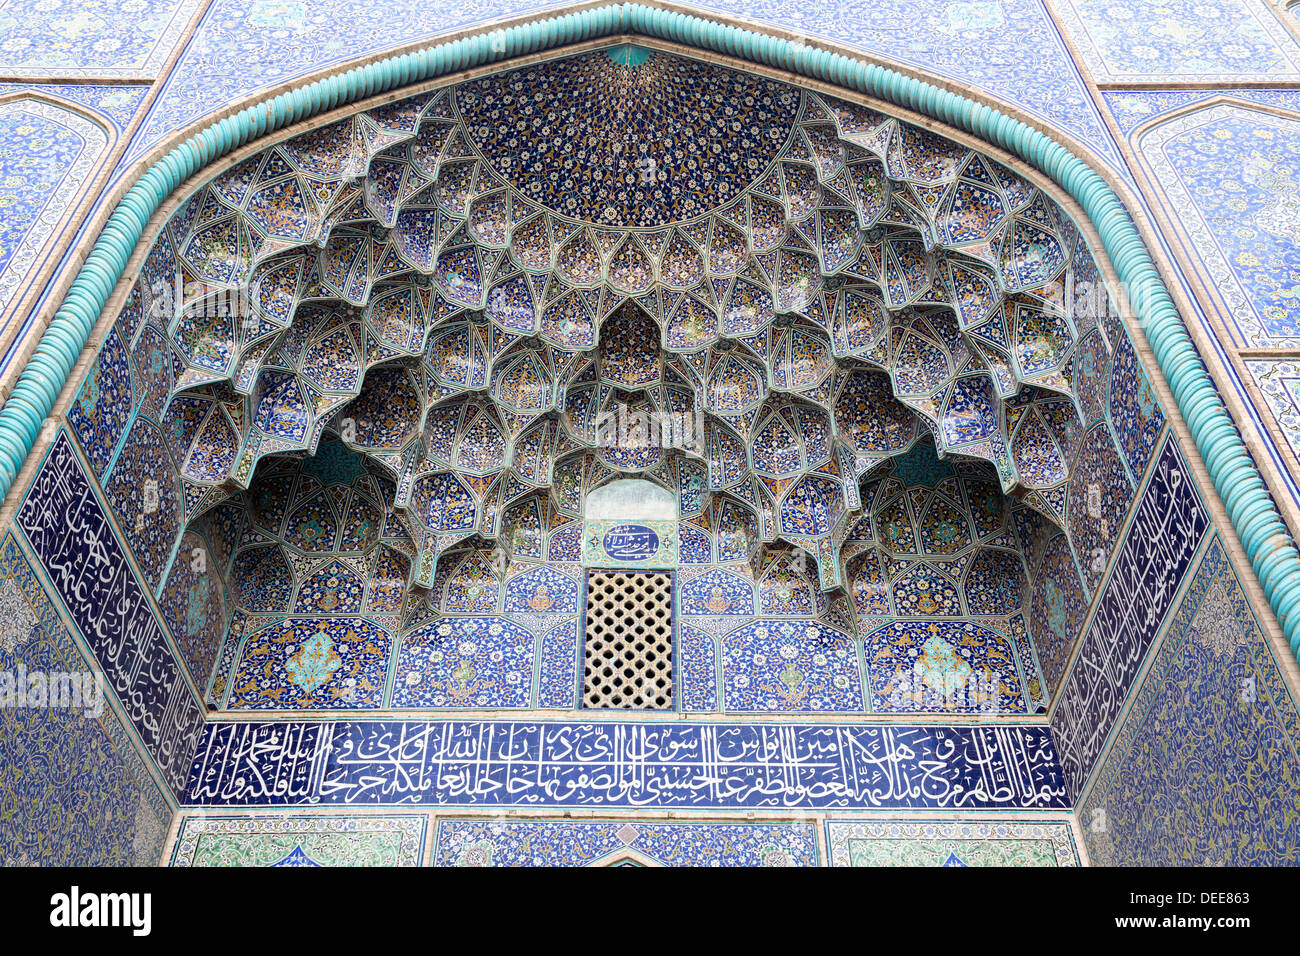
2 2 1297 662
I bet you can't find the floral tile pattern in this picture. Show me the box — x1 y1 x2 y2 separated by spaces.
0 83 147 132
1081 536 1300 865
121 0 1119 172
226 617 392 709
826 819 1078 866
392 616 535 709
0 98 108 342
0 535 172 866
1104 88 1300 136
1052 0 1300 82
719 619 864 712
1137 103 1300 347
157 530 230 694
435 818 817 865
862 619 1027 714
170 814 425 866
0 0 203 78
12 0 1300 866
1245 358 1300 465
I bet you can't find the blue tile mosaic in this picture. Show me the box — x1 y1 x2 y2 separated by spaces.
435 818 818 865
392 616 535 709
187 718 1069 809
0 97 109 349
1136 102 1300 347
862 620 1026 715
103 52 1130 596
1053 0 1300 82
826 818 1079 866
6 0 1290 868
120 0 1119 175
1080 536 1300 865
502 565 580 615
103 414 182 591
1245 357 1300 467
158 530 230 694
227 617 392 710
0 83 148 131
537 620 579 709
16 431 205 796
679 623 720 712
1052 434 1211 800
1106 324 1167 481
68 320 133 479
720 619 864 712
1104 88 1300 136
679 567 755 616
0 0 202 77
0 535 172 865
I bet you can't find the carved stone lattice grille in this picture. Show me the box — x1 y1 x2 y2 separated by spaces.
583 571 673 710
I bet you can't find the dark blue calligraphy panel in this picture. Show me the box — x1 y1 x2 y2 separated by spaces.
16 431 205 797
1051 434 1210 801
186 719 1068 809
603 524 660 561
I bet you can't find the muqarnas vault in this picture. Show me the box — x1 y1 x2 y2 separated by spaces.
4 40 1298 868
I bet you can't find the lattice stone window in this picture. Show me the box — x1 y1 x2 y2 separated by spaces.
583 570 673 710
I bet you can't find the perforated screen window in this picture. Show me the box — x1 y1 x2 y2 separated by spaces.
583 570 673 710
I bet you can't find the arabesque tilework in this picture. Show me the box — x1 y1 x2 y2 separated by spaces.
1053 0 1300 82
0 0 203 78
434 818 818 865
826 819 1078 866
0 98 109 336
1081 537 1300 865
170 814 425 866
0 536 172 866
1 0 1298 866
121 0 1120 173
1136 103 1300 348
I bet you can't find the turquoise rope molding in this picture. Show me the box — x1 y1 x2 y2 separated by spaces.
2 2 1298 660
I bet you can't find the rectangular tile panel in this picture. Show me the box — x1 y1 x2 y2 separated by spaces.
1051 434 1210 799
16 430 204 796
187 718 1069 810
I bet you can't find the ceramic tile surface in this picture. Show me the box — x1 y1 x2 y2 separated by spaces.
1052 434 1211 799
1052 0 1300 82
0 83 148 132
1081 536 1300 865
16 432 206 797
1245 358 1300 464
101 55 1137 601
121 0 1120 171
435 818 818 865
0 535 172 866
826 818 1079 866
170 813 425 866
0 0 203 78
0 98 109 338
187 719 1069 809
1104 88 1300 136
1136 102 1300 347
6 0 1300 867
